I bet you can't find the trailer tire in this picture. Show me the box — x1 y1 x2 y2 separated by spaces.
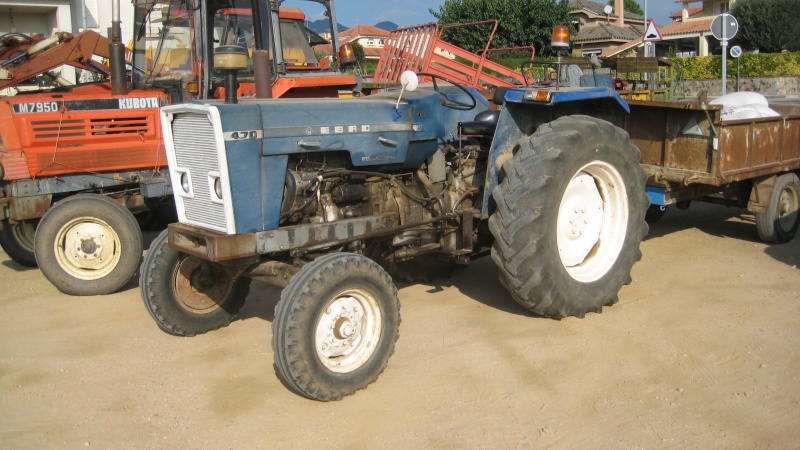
140 229 250 336
489 115 649 318
34 195 142 295
0 219 38 267
756 172 799 243
272 253 400 401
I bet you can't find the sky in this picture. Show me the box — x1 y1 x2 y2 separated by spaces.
328 0 681 28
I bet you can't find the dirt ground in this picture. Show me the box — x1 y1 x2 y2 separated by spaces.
0 201 798 449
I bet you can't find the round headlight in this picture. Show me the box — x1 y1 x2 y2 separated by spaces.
180 172 190 193
214 177 223 199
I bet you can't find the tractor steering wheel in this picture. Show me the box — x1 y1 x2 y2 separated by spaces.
417 72 478 111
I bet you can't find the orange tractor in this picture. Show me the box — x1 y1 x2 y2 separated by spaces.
0 0 359 295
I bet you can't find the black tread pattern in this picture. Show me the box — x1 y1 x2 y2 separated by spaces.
0 220 38 267
140 229 250 336
272 252 400 401
488 116 649 319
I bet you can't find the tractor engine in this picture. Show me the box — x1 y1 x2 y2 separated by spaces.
278 142 487 260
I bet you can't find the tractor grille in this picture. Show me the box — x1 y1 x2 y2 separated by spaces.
170 112 229 232
30 117 152 140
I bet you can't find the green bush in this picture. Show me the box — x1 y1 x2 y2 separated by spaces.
671 52 800 79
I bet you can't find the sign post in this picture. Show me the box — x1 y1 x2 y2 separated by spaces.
730 45 743 91
642 19 662 84
711 14 739 96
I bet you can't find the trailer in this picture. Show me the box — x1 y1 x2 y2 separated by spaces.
599 99 800 243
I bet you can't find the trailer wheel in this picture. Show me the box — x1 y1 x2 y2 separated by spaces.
272 253 400 401
140 229 250 336
0 219 38 267
34 195 142 295
489 115 649 318
756 172 799 243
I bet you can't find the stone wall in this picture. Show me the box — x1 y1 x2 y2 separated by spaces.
675 76 800 98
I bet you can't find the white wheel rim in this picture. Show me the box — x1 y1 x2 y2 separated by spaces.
557 161 628 283
53 217 122 280
315 289 382 374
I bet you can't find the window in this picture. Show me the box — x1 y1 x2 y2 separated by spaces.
83 0 99 29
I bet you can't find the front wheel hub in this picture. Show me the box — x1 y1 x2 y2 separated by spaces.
55 218 120 277
315 290 380 373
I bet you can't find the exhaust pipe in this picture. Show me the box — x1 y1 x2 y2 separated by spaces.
109 0 128 95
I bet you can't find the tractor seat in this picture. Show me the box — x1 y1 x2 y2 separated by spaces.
458 87 509 137
459 110 500 136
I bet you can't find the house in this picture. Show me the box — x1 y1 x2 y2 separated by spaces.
316 24 391 61
0 1 136 83
658 0 736 56
569 0 645 56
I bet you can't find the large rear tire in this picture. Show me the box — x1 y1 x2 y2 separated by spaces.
140 229 251 336
755 172 799 243
34 194 143 295
489 115 649 318
0 219 38 267
272 253 400 401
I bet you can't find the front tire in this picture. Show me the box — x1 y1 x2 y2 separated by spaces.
272 253 401 401
489 115 649 318
756 172 799 243
34 194 143 295
0 219 38 267
140 229 251 336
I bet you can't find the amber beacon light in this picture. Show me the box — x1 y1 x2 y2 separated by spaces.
551 25 570 50
338 43 357 67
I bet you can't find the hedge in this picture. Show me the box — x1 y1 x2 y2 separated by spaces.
670 52 800 79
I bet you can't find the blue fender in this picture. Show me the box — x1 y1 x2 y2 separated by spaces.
482 86 630 218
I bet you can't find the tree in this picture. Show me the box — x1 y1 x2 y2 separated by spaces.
607 0 644 16
731 0 800 52
429 0 573 56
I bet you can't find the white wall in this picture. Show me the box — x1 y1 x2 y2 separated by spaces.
0 2 72 37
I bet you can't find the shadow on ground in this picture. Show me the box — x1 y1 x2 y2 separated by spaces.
644 202 761 243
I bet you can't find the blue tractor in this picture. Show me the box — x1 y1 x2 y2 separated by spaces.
141 56 649 400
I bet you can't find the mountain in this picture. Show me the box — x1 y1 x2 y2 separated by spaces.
374 21 399 31
306 19 348 35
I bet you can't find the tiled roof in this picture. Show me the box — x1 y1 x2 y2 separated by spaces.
339 25 390 41
659 17 714 37
574 22 643 43
313 25 390 59
669 6 703 19
569 0 645 20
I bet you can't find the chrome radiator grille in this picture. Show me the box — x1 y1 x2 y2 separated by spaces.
170 112 228 232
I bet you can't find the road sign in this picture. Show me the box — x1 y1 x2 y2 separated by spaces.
643 19 662 42
711 14 739 41
730 45 743 58
711 14 739 97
